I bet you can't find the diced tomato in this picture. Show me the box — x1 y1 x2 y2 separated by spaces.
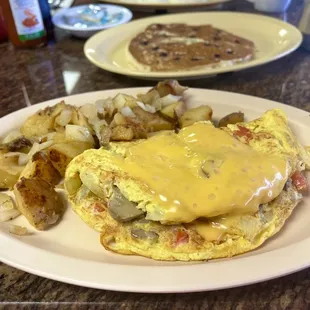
291 171 309 193
233 125 253 142
174 229 189 246
92 202 105 213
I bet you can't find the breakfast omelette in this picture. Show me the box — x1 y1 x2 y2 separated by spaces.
65 109 310 261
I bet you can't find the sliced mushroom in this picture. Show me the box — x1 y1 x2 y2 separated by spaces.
218 112 244 127
131 228 159 242
108 186 144 223
0 136 32 153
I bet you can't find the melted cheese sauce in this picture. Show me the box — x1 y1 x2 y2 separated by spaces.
114 122 289 223
188 215 240 242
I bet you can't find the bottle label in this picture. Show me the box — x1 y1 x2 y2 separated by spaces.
9 0 46 41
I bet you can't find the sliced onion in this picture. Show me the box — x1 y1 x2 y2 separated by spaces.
136 101 147 111
3 152 24 158
144 104 156 114
2 130 22 144
152 99 162 111
28 140 54 158
160 94 182 108
18 153 30 166
90 118 108 128
55 108 73 126
97 97 113 109
80 104 97 120
65 124 94 145
28 142 40 158
0 193 20 222
120 107 136 118
3 152 29 166
95 100 106 114
9 225 28 236
96 97 114 117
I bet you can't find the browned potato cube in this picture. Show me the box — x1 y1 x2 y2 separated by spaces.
132 107 174 132
71 109 94 134
179 105 213 128
20 151 61 186
14 177 64 230
47 142 92 176
218 112 244 127
113 93 138 109
21 112 54 137
111 126 134 141
137 90 160 106
160 102 185 120
0 153 24 189
151 80 187 97
21 101 67 137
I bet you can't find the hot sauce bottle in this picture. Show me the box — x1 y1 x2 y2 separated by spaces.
1 0 49 48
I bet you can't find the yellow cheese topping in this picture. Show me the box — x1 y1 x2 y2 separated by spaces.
114 122 289 223
188 215 241 242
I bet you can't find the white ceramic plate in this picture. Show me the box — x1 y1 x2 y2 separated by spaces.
52 4 133 39
1 88 310 293
98 0 231 9
84 12 302 80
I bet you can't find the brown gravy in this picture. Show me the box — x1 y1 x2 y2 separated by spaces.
129 23 255 71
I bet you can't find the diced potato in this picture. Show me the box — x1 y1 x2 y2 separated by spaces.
218 112 244 127
47 142 92 176
151 80 188 97
112 112 127 126
21 102 67 137
65 125 95 146
132 107 174 132
111 126 134 141
137 90 160 106
14 177 64 230
21 112 54 137
71 109 94 134
54 106 75 132
50 132 66 144
160 102 185 120
126 118 148 139
0 193 20 222
0 153 24 189
20 151 61 186
179 105 213 128
113 94 138 110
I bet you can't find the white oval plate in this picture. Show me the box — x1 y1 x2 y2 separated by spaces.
98 0 231 9
84 12 302 80
1 88 310 293
53 4 133 39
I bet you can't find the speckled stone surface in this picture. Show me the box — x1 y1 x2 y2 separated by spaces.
1 0 310 308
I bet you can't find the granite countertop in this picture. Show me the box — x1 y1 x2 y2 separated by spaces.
1 0 310 308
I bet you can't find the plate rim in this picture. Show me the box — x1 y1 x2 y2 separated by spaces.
52 4 133 31
83 11 302 79
1 87 310 292
98 0 232 9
